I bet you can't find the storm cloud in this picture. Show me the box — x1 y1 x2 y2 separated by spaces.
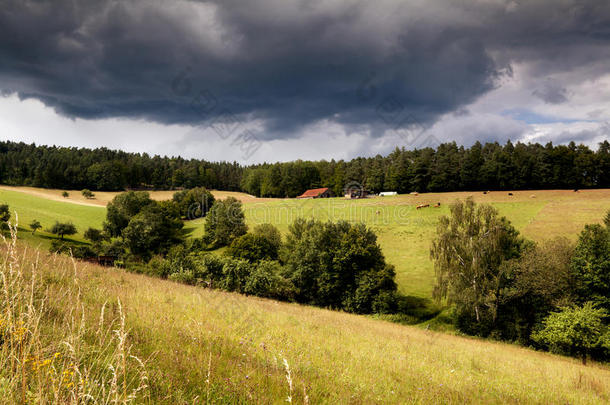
0 0 609 149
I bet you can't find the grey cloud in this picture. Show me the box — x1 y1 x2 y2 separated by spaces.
0 0 609 141
532 80 569 104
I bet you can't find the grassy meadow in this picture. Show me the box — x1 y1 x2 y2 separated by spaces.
2 238 609 404
1 186 609 299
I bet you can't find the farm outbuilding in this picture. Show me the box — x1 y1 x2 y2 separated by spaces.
344 189 372 199
379 191 397 196
297 187 333 199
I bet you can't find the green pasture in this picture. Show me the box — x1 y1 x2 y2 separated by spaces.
0 188 105 249
3 187 608 299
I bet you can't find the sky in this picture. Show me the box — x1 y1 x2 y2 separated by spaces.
0 0 609 163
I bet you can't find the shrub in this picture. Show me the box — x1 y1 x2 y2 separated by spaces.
219 257 251 293
84 227 107 243
244 260 293 300
169 270 196 285
227 231 280 263
0 204 9 231
532 302 609 364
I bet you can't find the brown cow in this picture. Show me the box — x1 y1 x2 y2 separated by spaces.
416 204 430 209
433 202 441 208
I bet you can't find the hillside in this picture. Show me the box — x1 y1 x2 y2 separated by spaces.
2 240 609 404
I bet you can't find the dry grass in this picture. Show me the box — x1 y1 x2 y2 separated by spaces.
1 226 609 403
33 246 607 404
0 224 148 404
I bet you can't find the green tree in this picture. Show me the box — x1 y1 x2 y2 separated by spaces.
104 191 154 237
281 218 398 313
571 219 610 312
62 191 69 198
81 189 95 199
227 234 278 263
29 219 42 234
49 222 77 239
84 227 107 243
204 197 248 247
532 303 609 364
431 198 526 335
172 187 215 219
123 203 184 259
501 238 575 343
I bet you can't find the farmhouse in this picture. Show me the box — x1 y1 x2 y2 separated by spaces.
297 187 333 199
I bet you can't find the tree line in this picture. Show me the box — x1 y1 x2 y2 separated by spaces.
1 140 609 195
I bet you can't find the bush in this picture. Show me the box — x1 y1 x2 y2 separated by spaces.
244 260 293 300
147 256 172 278
227 228 281 263
532 302 609 364
168 271 196 285
49 240 95 259
219 258 251 293
84 227 107 243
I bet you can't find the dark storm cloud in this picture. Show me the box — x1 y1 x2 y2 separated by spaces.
532 80 569 104
0 0 609 140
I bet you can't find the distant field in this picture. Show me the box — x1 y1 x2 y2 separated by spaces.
0 185 262 206
0 188 106 249
191 189 610 297
1 186 609 298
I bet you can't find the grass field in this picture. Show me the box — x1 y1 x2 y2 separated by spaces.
2 186 609 299
0 188 106 249
1 188 609 403
3 241 609 404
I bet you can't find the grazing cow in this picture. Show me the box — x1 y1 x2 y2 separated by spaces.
433 202 441 208
574 189 579 192
416 204 430 209
508 192 513 196
483 191 487 194
375 210 380 215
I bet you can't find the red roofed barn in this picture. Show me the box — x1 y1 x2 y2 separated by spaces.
297 187 333 199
